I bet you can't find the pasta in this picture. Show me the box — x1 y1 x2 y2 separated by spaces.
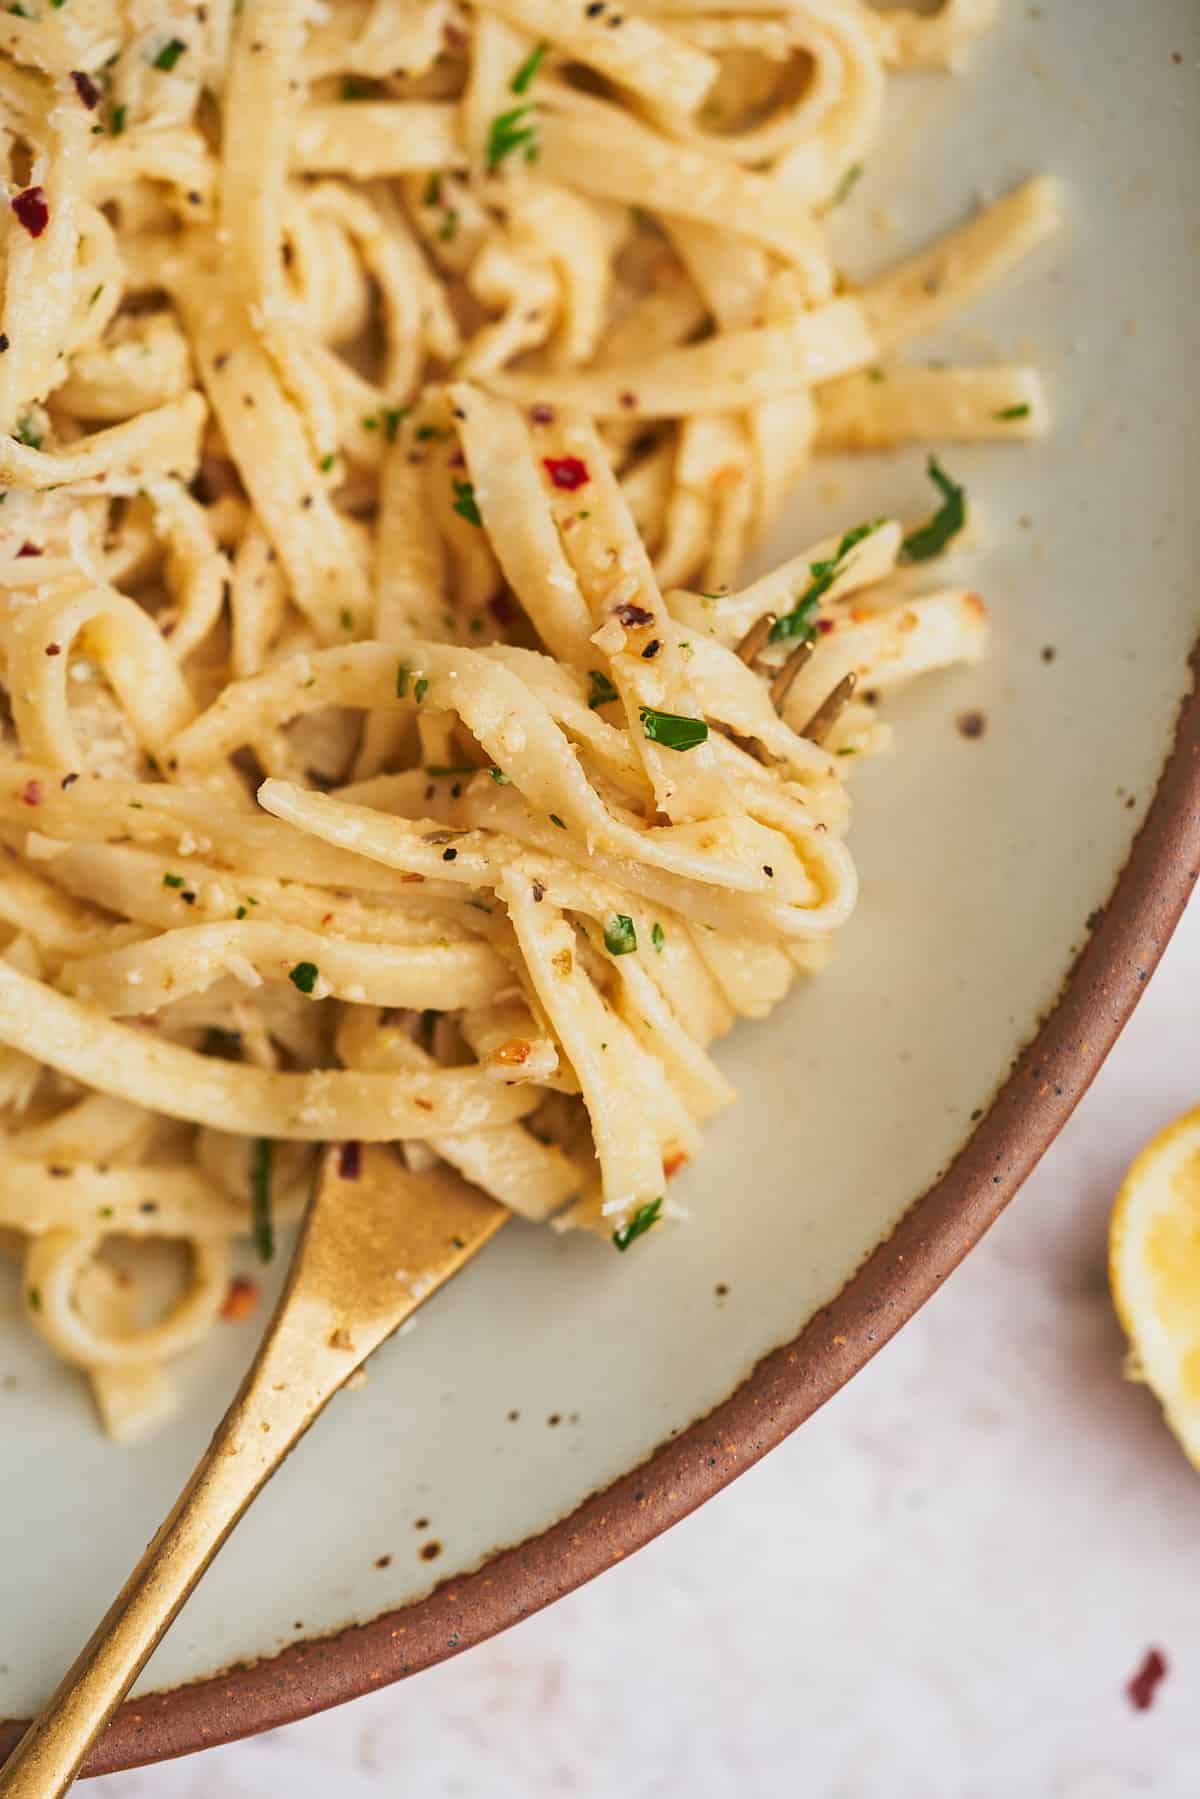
0 0 1058 1439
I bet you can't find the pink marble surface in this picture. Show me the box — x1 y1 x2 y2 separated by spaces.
92 899 1200 1798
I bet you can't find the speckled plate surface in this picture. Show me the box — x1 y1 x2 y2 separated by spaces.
2 1 1198 1773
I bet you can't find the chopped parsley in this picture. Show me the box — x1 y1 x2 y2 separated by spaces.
510 40 548 95
829 161 864 208
604 913 637 956
415 423 451 442
994 403 1031 421
413 677 429 703
770 519 883 643
437 208 459 243
251 1137 274 1263
339 607 353 631
14 413 43 450
423 172 442 207
288 960 319 995
899 456 966 563
587 668 619 709
549 813 566 828
152 36 187 72
425 763 480 777
451 478 481 525
486 104 538 171
363 404 407 440
26 1284 41 1311
639 707 708 753
396 662 409 698
162 872 184 888
110 103 126 135
488 766 510 784
235 905 247 919
341 76 372 100
612 1196 663 1252
651 921 665 953
318 452 335 471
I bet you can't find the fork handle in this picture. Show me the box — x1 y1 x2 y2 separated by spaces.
0 1311 347 1798
0 1148 505 1797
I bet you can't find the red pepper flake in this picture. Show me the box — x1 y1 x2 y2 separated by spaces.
664 1151 689 1178
71 71 101 110
529 404 555 425
220 1275 260 1322
817 617 835 635
619 390 637 409
1126 1647 1168 1712
615 601 654 628
11 186 49 239
44 642 61 657
337 1140 362 1180
543 455 589 491
21 780 41 807
16 542 42 558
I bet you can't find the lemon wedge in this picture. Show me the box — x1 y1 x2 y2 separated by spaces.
1110 1108 1200 1470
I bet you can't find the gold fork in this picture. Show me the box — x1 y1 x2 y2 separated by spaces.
0 1145 507 1798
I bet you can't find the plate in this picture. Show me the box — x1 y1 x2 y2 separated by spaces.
3 0 1198 1770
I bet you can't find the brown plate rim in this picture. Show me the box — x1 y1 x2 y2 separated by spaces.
3 662 1199 1777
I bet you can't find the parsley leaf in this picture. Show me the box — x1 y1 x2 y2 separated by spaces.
587 669 619 709
162 872 184 889
770 520 883 643
451 478 481 525
14 412 43 450
413 677 429 703
510 40 548 95
486 104 538 171
651 921 665 953
603 913 637 956
251 1138 274 1263
899 456 966 563
639 706 708 752
152 37 187 72
829 161 864 208
288 960 319 995
993 403 1031 421
488 766 510 784
612 1196 663 1252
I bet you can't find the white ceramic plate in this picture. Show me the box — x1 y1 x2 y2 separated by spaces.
3 0 1198 1760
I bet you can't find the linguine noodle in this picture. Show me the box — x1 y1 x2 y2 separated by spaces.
0 0 1058 1437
